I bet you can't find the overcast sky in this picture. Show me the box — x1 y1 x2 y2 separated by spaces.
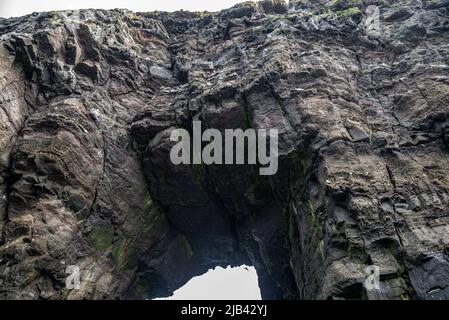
0 0 253 18
156 266 261 300
0 0 262 300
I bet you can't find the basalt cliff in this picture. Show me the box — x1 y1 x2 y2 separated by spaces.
1 0 449 300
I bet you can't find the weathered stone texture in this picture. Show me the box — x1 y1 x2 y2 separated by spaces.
0 0 449 299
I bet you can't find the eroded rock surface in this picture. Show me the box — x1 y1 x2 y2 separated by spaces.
0 0 449 299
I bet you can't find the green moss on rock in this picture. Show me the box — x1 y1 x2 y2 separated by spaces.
89 223 114 252
319 239 325 261
330 0 363 11
144 194 153 211
179 234 194 257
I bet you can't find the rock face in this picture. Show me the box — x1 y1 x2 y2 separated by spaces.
0 0 449 299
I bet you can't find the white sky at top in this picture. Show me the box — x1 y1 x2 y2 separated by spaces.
0 0 256 18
